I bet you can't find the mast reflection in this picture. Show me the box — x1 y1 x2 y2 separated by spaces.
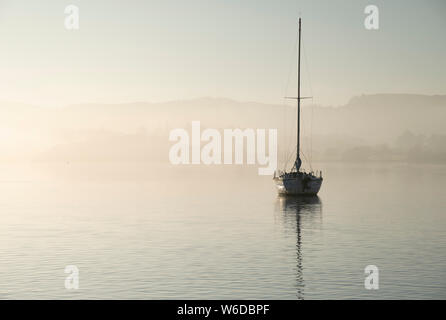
275 195 322 300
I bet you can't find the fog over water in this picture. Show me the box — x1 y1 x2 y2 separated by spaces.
0 162 445 299
0 94 445 299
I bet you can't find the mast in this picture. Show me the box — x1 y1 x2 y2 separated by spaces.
296 18 302 171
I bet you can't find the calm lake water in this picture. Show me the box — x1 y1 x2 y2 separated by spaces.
0 162 445 299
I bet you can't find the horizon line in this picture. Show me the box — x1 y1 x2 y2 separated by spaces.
1 92 446 109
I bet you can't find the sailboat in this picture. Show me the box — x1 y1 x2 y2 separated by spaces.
273 18 323 196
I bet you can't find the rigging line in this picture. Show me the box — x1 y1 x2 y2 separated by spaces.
284 144 297 171
300 115 314 173
281 32 299 170
284 108 298 172
282 107 293 171
302 36 315 166
283 106 298 171
283 104 297 170
301 149 313 173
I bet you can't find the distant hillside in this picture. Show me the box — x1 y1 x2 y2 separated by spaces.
318 94 446 142
0 94 445 164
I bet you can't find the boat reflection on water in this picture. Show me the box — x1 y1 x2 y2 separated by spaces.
275 195 322 300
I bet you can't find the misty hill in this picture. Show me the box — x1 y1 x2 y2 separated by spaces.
0 94 445 163
316 94 446 142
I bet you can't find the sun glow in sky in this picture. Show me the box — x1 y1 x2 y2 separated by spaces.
0 0 444 106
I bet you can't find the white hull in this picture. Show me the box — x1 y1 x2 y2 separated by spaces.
274 173 322 195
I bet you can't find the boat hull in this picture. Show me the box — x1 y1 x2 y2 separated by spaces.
274 174 322 196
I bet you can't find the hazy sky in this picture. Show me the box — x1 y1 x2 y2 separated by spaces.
0 0 444 106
